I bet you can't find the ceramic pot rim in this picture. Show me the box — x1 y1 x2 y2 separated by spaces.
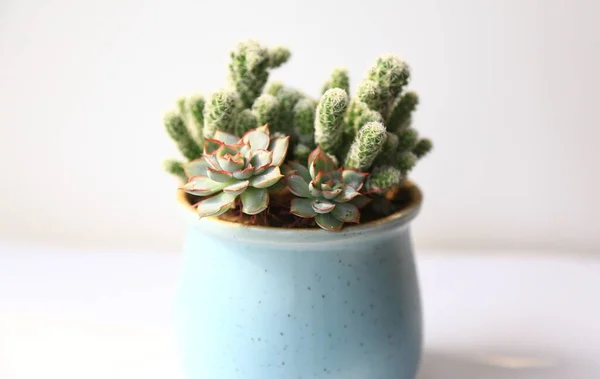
177 181 422 244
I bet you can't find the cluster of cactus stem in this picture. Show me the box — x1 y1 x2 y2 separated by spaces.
164 40 432 230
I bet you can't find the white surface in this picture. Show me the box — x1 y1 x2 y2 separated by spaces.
1 244 599 378
1 0 600 253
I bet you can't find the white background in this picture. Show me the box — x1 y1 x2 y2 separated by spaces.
1 0 600 253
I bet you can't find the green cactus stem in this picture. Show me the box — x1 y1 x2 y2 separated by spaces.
163 159 187 182
413 138 433 158
229 40 271 108
380 132 399 158
366 165 403 193
396 128 419 152
252 93 280 129
293 143 311 164
314 88 349 155
235 109 259 136
275 87 303 136
344 100 383 134
185 94 205 144
268 46 291 68
387 91 418 132
164 111 202 160
293 99 316 145
395 152 417 174
356 79 381 111
266 81 284 96
203 89 239 138
367 54 410 116
322 68 350 95
344 121 387 171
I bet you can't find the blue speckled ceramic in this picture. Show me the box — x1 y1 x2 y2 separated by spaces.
176 184 423 379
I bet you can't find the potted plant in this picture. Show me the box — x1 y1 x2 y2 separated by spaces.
164 40 432 379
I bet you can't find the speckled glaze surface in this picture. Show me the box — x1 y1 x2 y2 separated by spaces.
176 184 423 379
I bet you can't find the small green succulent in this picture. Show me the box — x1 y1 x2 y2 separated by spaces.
183 125 289 217
284 147 369 231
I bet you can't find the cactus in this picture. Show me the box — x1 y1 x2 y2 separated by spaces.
284 147 368 231
413 138 433 159
203 89 239 138
366 54 410 116
274 87 304 135
366 165 403 193
164 159 187 183
183 125 289 217
293 143 312 164
314 88 348 155
164 111 202 161
163 40 433 228
344 121 387 171
266 81 284 96
322 68 350 95
356 79 381 111
252 93 280 129
185 94 206 144
235 109 258 136
293 99 316 145
396 128 419 152
395 152 417 175
387 92 418 132
268 46 291 68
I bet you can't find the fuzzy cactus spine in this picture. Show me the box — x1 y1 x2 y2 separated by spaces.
366 165 403 193
322 68 350 95
366 54 410 116
344 121 387 171
413 138 433 158
203 89 239 138
229 40 271 108
163 159 187 182
235 109 259 136
387 91 418 132
314 88 349 155
252 94 280 130
293 99 316 145
268 46 291 68
164 111 202 160
275 87 303 136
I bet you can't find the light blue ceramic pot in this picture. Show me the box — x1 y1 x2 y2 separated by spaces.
176 183 423 379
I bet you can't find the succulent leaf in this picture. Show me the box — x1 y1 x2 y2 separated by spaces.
207 167 234 183
312 199 336 214
213 130 240 145
184 158 209 178
335 185 361 203
315 213 343 232
196 192 237 217
331 202 360 223
204 139 223 155
342 169 368 191
232 166 254 180
184 176 229 196
242 127 270 150
286 174 311 197
223 180 250 195
249 166 283 188
240 187 269 214
290 198 317 218
285 162 312 183
269 136 290 166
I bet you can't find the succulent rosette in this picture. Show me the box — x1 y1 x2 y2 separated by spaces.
284 147 369 231
183 125 289 217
